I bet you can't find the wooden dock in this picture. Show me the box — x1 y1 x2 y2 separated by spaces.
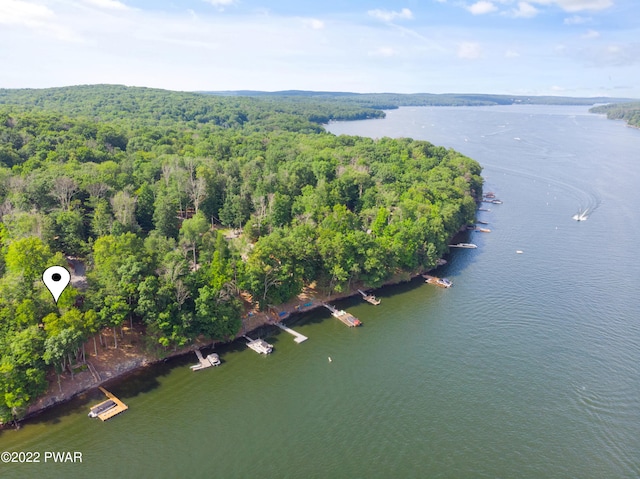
89 387 128 421
191 349 221 370
275 322 308 343
323 304 362 327
243 335 273 354
358 289 381 305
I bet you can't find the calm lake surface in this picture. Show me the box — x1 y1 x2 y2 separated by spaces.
2 105 639 478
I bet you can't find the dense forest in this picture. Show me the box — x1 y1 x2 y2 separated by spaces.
206 90 636 109
589 102 640 128
0 85 482 422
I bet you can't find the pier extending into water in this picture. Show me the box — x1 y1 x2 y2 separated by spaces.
191 349 221 370
88 387 128 421
323 303 362 327
358 289 381 305
274 322 308 343
243 335 274 354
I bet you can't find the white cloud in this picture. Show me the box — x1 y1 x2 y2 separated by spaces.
369 47 397 57
564 15 591 24
550 85 565 92
1 0 637 96
202 0 236 10
529 0 613 12
582 29 600 39
457 42 482 59
512 2 539 17
302 18 325 30
367 8 413 22
467 1 497 15
0 0 54 28
0 0 80 41
82 0 131 11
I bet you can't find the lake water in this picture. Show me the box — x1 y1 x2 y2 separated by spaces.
2 105 639 478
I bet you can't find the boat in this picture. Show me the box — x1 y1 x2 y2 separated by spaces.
88 400 116 418
245 336 273 354
423 275 452 288
205 353 221 366
323 304 362 327
332 309 362 327
88 387 128 421
483 192 496 199
190 350 221 370
358 289 381 305
572 209 589 221
448 243 478 249
476 227 491 233
491 199 503 204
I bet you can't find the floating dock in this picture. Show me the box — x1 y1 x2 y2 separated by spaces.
323 304 362 327
243 335 273 354
190 349 221 370
358 289 381 305
89 387 128 421
274 322 308 343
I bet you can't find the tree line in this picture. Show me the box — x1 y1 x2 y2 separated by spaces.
589 102 640 128
0 85 482 422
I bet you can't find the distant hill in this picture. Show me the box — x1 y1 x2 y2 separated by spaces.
0 84 385 128
203 90 637 109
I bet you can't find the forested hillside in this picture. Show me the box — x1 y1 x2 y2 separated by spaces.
590 102 640 128
206 90 635 109
0 85 385 129
0 85 482 422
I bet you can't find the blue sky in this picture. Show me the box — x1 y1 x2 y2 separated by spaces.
1 0 639 97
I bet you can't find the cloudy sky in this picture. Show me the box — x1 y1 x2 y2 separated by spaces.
1 0 639 96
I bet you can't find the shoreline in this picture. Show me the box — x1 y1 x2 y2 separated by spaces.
12 215 475 428
15 266 436 427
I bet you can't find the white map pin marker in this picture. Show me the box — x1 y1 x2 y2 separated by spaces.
43 266 71 304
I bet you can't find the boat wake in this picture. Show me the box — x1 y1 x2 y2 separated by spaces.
572 209 589 221
482 162 602 221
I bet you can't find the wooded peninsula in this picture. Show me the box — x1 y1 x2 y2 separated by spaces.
589 102 640 128
0 85 486 423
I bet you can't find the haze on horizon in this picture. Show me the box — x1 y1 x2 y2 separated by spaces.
1 0 639 98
